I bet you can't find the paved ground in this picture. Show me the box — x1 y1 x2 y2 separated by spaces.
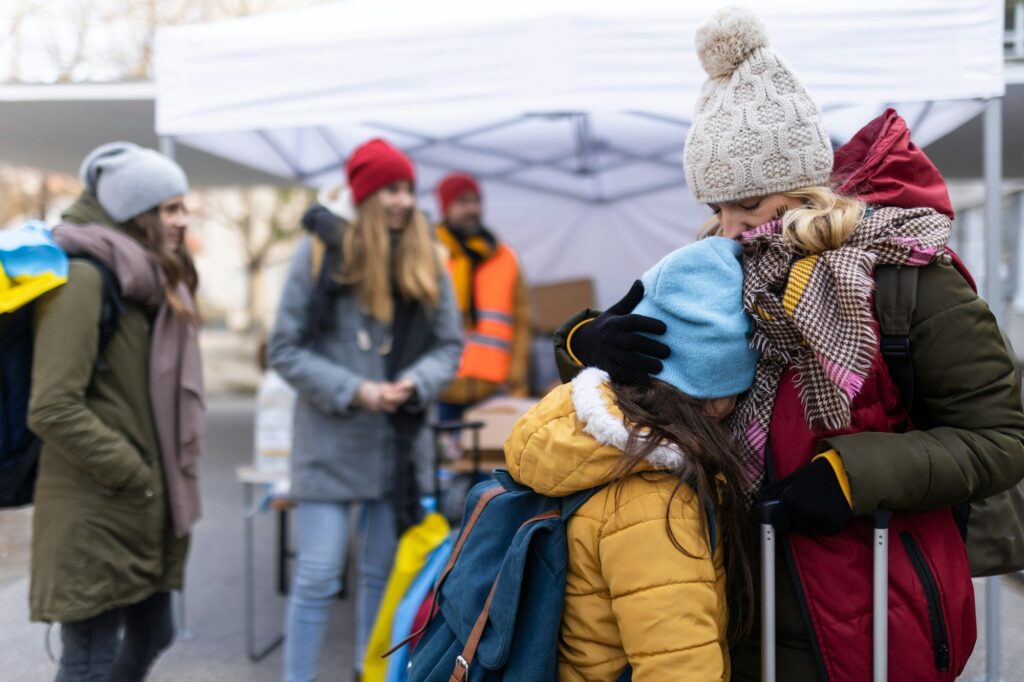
1 397 1023 681
0 397 355 682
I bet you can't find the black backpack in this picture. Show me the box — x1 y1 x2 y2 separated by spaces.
875 263 1024 577
0 257 124 508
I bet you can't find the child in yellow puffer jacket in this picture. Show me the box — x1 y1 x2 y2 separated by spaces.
505 237 759 681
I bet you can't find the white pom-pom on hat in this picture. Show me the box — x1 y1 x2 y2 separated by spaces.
694 6 770 80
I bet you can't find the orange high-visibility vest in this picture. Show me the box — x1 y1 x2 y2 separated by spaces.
448 244 519 384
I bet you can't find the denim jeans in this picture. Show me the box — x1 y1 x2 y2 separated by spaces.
283 500 397 682
55 591 174 682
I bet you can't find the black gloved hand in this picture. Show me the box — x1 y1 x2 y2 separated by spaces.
764 458 853 536
570 280 670 385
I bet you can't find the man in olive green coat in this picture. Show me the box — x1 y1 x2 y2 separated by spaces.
29 142 201 682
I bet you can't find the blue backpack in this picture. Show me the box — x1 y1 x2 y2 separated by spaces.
404 469 599 681
0 225 123 508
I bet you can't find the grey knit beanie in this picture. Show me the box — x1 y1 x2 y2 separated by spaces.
684 7 833 204
79 142 189 223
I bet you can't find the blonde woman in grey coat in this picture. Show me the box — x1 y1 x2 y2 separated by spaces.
269 138 463 682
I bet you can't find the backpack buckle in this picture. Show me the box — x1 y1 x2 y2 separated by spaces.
453 655 470 681
880 335 910 359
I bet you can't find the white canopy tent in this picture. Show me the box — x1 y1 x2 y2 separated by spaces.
154 0 1005 309
153 4 1010 676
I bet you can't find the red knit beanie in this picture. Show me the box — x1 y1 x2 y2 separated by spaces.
345 138 416 205
437 173 481 217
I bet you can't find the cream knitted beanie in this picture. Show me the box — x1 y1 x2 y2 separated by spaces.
684 7 833 204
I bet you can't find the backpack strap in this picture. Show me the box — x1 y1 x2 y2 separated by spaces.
310 236 327 281
561 485 603 519
305 235 343 345
381 484 506 659
703 494 718 557
450 507 562 682
75 257 124 373
874 265 918 414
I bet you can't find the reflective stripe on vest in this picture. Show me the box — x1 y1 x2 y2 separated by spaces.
448 245 518 384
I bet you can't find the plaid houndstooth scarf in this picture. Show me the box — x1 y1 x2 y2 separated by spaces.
728 206 952 493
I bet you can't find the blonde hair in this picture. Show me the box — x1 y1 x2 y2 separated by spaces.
339 193 439 323
779 186 865 254
698 186 866 255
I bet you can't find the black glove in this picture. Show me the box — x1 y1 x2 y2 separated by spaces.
570 280 670 385
764 458 853 535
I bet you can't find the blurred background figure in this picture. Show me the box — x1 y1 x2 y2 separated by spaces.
30 142 203 682
435 173 531 430
268 138 462 682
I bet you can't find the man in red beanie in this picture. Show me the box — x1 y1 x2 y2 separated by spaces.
435 173 531 422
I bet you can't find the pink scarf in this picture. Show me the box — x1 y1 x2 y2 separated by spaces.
728 206 951 494
53 223 204 537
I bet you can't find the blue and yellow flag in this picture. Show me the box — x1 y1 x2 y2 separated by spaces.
0 221 69 314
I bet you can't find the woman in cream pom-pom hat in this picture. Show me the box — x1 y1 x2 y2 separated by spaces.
554 7 1023 682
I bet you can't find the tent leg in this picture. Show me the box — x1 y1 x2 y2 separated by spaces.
982 95 1003 682
160 136 177 162
1013 193 1024 312
983 97 1003 323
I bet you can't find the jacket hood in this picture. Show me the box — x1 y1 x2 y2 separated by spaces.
833 108 954 219
302 202 346 248
317 181 356 222
61 191 120 230
504 368 685 497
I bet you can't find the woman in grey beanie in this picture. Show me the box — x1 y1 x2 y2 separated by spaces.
554 7 1024 681
29 142 203 682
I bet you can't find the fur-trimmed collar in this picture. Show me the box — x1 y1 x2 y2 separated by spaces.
570 368 686 470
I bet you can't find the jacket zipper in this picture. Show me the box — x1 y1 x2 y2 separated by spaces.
900 532 951 671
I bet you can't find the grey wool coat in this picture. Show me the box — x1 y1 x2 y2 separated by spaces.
268 236 464 502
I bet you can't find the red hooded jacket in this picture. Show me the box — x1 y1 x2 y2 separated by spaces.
834 108 955 220
768 109 976 682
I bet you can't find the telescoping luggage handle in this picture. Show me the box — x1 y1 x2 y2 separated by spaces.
760 502 893 682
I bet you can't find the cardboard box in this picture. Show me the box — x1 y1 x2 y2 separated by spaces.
529 278 595 335
459 395 539 455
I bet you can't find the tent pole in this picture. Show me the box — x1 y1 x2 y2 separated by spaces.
1014 192 1024 312
983 97 1003 323
983 95 1003 682
160 136 177 161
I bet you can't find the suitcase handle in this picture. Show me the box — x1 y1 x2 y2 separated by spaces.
761 502 892 682
872 510 892 682
760 501 781 682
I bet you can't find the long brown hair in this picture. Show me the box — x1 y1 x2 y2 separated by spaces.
339 193 439 323
176 240 199 296
122 209 196 322
611 380 755 643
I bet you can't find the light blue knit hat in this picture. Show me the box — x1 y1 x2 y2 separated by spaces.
633 237 758 400
79 142 188 223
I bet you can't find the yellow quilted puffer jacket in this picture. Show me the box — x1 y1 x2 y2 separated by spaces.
504 367 729 682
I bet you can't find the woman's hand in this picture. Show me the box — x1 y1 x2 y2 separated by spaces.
354 381 385 412
380 379 416 413
570 280 670 384
763 458 853 535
